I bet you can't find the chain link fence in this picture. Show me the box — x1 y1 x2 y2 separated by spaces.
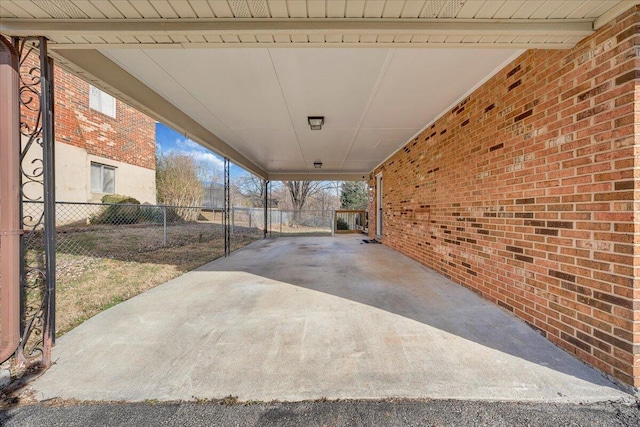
22 201 264 261
231 207 333 236
21 202 335 261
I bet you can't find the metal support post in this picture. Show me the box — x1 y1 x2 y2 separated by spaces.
223 157 231 257
41 46 56 364
268 181 272 238
263 180 269 239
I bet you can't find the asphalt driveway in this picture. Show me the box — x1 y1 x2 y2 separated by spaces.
29 236 633 403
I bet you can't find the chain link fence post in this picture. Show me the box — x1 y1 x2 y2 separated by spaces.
331 209 336 236
163 205 167 246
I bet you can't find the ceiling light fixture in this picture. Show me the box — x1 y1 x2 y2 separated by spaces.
314 161 322 169
308 116 324 130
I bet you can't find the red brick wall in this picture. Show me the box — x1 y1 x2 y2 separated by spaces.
21 54 155 170
369 7 640 388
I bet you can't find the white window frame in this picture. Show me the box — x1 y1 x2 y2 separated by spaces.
89 85 116 118
91 162 116 194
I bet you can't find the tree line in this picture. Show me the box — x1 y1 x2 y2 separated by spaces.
156 152 369 222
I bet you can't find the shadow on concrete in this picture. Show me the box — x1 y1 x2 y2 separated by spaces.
197 236 622 392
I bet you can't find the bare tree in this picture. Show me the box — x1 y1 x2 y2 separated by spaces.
156 153 204 221
237 174 267 207
283 181 323 223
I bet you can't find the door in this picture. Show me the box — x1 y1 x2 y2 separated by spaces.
376 173 383 238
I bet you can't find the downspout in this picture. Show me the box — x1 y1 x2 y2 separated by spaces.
0 36 22 363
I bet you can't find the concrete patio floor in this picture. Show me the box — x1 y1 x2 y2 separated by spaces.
31 236 632 403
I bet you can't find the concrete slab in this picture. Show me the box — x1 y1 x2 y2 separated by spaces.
31 236 633 403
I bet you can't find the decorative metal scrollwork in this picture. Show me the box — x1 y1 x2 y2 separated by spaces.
15 36 56 367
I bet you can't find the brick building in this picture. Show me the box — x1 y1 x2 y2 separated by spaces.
369 8 640 388
23 55 157 204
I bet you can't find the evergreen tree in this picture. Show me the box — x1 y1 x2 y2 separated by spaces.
340 181 368 210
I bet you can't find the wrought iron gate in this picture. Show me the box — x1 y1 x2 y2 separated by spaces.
14 36 56 367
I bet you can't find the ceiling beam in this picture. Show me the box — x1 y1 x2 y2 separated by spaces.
50 49 267 179
46 41 583 50
269 173 368 182
0 18 594 38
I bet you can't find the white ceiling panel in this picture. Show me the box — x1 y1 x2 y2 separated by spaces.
143 49 292 130
102 49 239 135
147 1 178 18
364 1 386 18
381 0 405 18
69 1 105 18
110 1 142 18
401 1 426 18
287 0 308 18
269 48 391 130
231 128 303 162
326 0 346 18
345 0 366 18
363 49 519 129
307 0 326 18
208 1 234 17
189 1 216 18
101 46 521 175
474 1 506 19
346 129 420 161
129 1 160 18
170 0 197 18
510 1 546 19
297 128 358 160
268 160 307 170
492 1 523 19
87 0 123 18
342 160 380 173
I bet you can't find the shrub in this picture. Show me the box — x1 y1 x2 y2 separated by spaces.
336 217 350 230
139 205 185 224
90 195 142 225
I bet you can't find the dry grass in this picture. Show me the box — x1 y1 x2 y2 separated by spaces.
52 223 261 335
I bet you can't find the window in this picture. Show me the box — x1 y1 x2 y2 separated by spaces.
91 162 116 194
89 85 116 118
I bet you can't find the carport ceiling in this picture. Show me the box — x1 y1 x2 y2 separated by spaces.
0 1 634 180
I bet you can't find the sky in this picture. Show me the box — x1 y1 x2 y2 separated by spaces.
155 122 247 181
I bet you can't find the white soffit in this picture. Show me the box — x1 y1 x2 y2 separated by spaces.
2 0 633 49
101 47 521 174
